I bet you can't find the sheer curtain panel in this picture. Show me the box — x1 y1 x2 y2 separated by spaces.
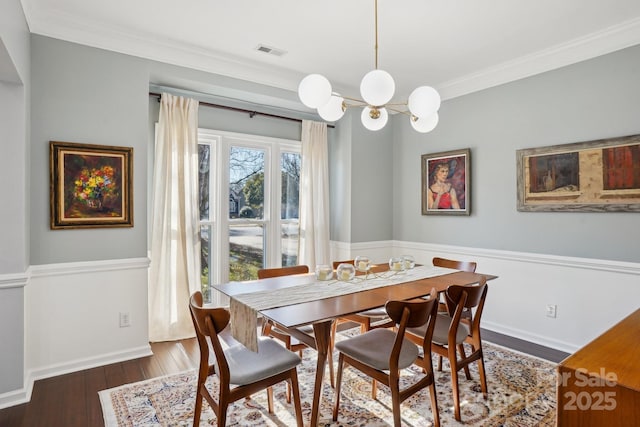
299 120 330 270
149 93 200 342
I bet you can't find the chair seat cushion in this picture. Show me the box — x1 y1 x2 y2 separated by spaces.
407 313 469 345
223 336 302 385
335 329 418 371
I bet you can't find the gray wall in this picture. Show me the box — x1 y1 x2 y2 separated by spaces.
31 35 319 266
30 37 149 264
392 44 640 262
0 0 29 395
350 113 394 242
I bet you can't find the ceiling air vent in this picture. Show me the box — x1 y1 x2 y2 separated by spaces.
255 44 287 57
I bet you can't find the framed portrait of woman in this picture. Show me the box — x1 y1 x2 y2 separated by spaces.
421 148 471 216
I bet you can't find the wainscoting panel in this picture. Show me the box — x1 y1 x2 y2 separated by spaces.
331 240 640 354
25 258 152 382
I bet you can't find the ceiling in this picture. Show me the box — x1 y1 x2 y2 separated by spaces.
20 0 640 111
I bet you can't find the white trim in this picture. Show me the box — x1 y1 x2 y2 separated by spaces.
28 257 150 278
483 320 580 355
331 239 640 354
0 345 152 410
390 241 640 275
439 16 640 99
24 5 640 102
28 345 153 383
0 272 28 289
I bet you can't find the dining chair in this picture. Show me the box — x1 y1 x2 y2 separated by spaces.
432 256 477 274
431 256 478 369
258 265 335 390
407 277 489 422
332 288 441 427
189 291 304 427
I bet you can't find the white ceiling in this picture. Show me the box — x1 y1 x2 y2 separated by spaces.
20 0 640 109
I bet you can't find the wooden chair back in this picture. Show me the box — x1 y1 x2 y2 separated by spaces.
332 260 354 270
433 277 489 421
385 288 439 329
258 265 309 279
189 291 232 395
333 287 441 427
444 277 488 332
432 256 477 273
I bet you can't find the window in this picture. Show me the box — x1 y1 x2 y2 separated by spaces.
198 129 301 303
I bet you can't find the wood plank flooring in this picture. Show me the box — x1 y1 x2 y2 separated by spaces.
0 339 201 427
0 331 568 427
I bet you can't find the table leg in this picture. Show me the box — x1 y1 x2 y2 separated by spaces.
309 320 332 427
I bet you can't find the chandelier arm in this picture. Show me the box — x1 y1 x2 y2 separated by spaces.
386 106 412 116
341 95 369 106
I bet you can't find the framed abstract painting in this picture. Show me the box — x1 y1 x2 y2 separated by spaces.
421 148 471 216
50 141 133 229
516 134 640 212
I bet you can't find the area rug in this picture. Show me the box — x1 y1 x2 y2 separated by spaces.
99 339 557 426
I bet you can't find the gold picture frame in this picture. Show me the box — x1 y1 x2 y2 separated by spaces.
421 148 471 216
50 141 133 229
516 134 640 212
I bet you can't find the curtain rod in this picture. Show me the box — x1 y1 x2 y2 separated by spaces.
148 92 334 128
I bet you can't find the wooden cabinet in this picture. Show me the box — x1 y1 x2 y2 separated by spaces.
557 308 640 426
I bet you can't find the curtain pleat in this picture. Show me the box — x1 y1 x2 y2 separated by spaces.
148 93 200 342
299 120 330 270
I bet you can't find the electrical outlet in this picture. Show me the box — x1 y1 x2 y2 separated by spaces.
545 304 557 318
119 312 131 327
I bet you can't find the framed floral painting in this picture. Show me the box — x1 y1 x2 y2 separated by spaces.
50 141 133 229
421 148 471 216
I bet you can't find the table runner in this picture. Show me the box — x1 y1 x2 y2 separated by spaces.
229 265 458 352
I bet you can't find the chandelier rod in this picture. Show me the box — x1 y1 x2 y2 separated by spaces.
374 0 379 70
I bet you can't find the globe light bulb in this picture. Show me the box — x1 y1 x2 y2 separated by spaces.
410 112 439 133
317 95 346 121
360 70 395 106
298 74 332 108
408 86 441 118
361 106 388 131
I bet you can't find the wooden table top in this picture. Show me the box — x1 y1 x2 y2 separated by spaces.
559 307 640 392
214 268 495 328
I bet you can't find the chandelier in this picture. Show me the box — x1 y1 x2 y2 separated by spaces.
297 0 441 133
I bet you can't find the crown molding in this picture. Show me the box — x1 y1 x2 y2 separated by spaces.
23 4 640 102
24 5 303 92
438 16 640 99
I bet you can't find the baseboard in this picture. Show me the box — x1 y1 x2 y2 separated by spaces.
482 321 580 354
0 344 153 410
29 344 153 382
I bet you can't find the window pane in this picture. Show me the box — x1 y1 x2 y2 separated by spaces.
198 144 211 220
229 147 265 219
281 222 299 266
281 152 300 219
229 223 264 281
200 225 213 303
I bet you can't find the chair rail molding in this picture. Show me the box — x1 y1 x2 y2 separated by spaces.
0 272 28 289
331 239 640 354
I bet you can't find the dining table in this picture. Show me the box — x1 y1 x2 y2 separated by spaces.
212 264 497 426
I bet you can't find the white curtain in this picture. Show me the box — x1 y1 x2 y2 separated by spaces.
148 93 200 342
299 120 331 270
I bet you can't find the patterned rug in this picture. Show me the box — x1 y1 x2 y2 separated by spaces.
99 338 557 426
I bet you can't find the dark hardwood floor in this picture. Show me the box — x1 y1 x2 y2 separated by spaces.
0 340 201 427
0 329 568 427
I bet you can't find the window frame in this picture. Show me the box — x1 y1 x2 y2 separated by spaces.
198 128 301 291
